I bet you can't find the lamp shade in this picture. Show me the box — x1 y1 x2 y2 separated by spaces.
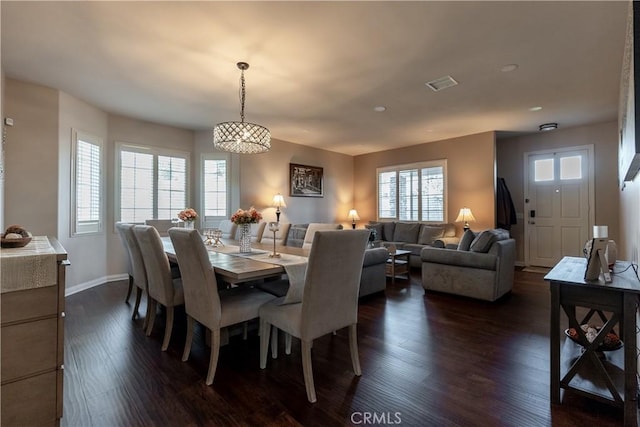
272 193 287 208
455 207 476 223
348 209 360 221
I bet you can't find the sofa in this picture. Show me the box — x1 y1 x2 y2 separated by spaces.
420 229 515 301
366 221 460 268
257 246 389 298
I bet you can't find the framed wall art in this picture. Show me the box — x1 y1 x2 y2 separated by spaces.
290 163 323 197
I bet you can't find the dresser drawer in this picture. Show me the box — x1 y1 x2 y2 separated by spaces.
1 285 58 324
1 370 57 426
2 317 58 382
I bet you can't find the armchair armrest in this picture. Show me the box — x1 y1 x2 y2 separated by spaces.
420 246 497 271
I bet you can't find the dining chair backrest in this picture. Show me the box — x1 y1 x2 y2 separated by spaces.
302 223 343 250
261 223 291 247
168 228 222 328
218 219 237 240
300 229 369 340
134 225 175 305
115 222 147 291
145 219 179 237
250 222 267 243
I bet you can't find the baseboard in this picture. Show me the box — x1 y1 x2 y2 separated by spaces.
65 274 128 297
515 260 526 267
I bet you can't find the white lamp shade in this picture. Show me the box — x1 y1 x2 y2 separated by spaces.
348 209 360 221
272 193 287 208
455 207 476 223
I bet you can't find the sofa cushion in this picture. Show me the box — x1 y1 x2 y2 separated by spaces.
457 229 477 251
393 222 421 243
381 222 396 241
470 229 510 253
418 225 445 245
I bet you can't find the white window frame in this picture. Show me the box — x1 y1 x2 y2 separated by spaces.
201 153 231 229
115 142 190 225
70 129 103 236
376 159 448 222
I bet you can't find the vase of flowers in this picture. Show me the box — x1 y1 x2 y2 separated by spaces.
178 208 198 229
231 207 262 253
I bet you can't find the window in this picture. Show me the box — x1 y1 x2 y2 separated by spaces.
202 154 230 227
117 143 189 223
377 160 447 222
71 130 103 235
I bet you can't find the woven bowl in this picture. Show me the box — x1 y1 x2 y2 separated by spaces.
0 235 32 248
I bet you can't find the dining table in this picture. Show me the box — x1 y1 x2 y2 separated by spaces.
162 237 309 285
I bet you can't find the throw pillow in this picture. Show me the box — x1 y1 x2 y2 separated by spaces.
470 229 499 253
457 229 477 251
442 223 456 237
419 225 444 245
393 222 421 243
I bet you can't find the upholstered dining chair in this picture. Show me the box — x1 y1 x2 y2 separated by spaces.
115 222 150 324
259 229 370 403
260 222 291 247
168 227 277 385
145 219 179 237
301 223 343 250
133 225 185 351
218 219 237 239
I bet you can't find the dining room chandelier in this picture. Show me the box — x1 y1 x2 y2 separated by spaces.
213 62 271 154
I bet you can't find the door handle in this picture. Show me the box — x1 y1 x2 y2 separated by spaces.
529 220 536 225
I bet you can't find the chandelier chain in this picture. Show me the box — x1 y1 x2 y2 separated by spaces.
239 69 246 123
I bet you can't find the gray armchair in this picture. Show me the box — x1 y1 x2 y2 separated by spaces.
421 230 515 302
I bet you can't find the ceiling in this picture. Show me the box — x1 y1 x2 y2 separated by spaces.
1 1 629 156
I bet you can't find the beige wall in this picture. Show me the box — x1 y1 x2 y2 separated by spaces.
4 78 59 235
58 92 109 289
496 121 619 264
353 132 497 233
619 172 640 264
194 132 355 228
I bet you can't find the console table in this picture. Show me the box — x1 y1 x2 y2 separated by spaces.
545 256 640 426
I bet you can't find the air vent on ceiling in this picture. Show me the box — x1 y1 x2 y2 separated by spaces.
426 75 458 92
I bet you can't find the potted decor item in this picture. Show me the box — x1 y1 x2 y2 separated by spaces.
178 208 198 229
231 207 262 253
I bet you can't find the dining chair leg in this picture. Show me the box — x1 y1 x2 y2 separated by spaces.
271 326 278 359
206 328 221 386
301 340 317 403
142 292 151 331
146 299 157 336
161 305 174 351
182 315 195 362
285 333 292 355
132 287 143 320
259 319 271 369
125 274 133 303
349 324 362 376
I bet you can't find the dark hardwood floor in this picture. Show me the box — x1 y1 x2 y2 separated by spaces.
62 269 627 426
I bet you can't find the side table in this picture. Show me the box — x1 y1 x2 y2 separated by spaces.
386 249 411 284
545 256 640 427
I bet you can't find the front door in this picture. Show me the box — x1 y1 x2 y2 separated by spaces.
524 146 593 267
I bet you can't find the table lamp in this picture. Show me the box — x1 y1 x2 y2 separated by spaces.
272 193 286 222
455 207 476 231
348 209 360 229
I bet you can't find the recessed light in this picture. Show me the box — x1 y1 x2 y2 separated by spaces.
539 123 558 131
529 106 543 112
373 106 387 112
500 64 519 72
